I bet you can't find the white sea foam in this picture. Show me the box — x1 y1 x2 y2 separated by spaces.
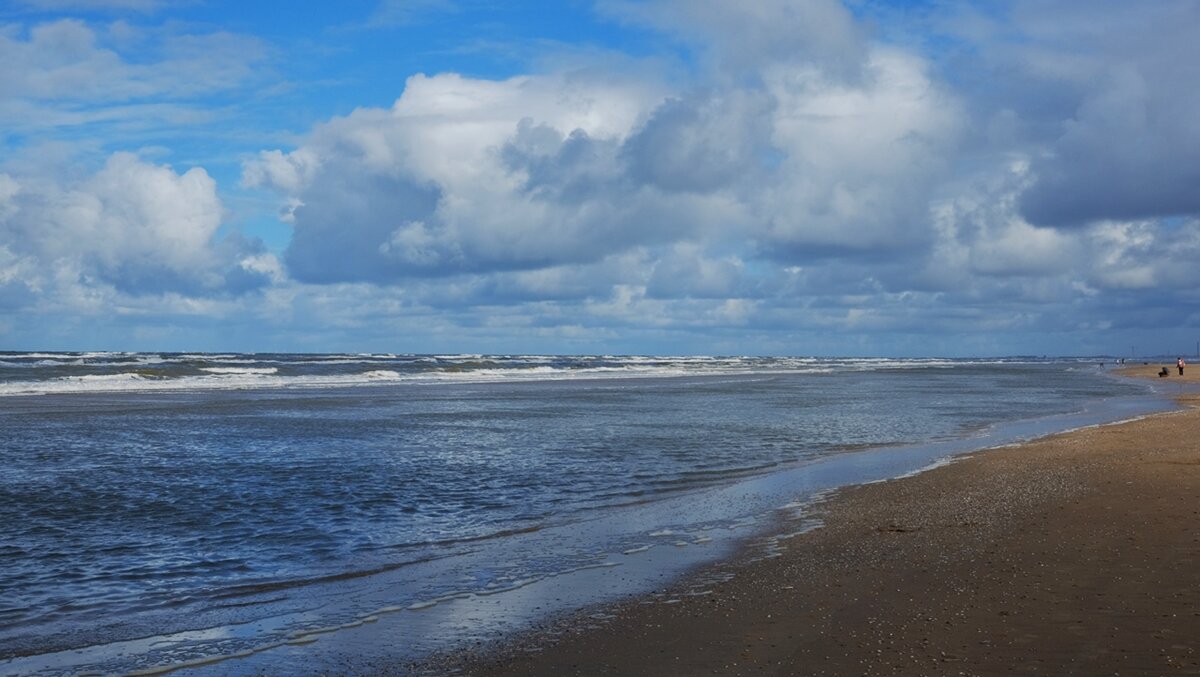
360 370 405 379
0 354 1089 397
74 373 152 383
36 358 84 366
0 367 661 396
0 366 781 396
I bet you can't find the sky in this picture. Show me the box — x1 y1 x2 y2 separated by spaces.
1 0 1198 357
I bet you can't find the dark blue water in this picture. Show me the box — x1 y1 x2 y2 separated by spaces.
0 355 1159 675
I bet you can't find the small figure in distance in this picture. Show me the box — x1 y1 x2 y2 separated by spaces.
1179 356 1186 376
1159 366 1170 377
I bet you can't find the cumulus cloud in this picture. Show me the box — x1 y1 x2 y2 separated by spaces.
0 153 271 299
1019 62 1200 227
245 70 692 282
621 89 775 194
755 46 962 257
8 0 1200 353
247 21 962 291
934 1 1200 229
0 244 39 310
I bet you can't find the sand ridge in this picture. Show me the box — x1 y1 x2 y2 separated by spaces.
433 366 1200 675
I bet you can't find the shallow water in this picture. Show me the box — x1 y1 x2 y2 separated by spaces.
0 355 1162 674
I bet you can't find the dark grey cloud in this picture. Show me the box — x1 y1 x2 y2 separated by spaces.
934 1 1200 228
0 274 36 310
622 91 775 194
1019 65 1200 226
287 169 442 282
503 122 624 204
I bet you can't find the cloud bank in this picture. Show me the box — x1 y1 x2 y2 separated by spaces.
3 0 1200 354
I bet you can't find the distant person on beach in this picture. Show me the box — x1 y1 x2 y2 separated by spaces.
1159 367 1170 377
1179 357 1186 376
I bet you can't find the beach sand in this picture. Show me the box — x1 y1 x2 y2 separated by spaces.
433 365 1200 675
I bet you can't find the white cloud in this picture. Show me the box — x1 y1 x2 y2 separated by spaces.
0 19 265 102
599 0 867 79
247 35 964 290
646 243 746 299
367 0 457 28
241 148 319 195
937 0 1200 228
0 174 19 220
757 45 963 255
246 69 678 282
0 18 268 141
231 0 1200 355
0 152 269 298
6 0 1200 354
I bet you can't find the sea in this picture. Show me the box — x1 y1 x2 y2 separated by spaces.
0 353 1171 675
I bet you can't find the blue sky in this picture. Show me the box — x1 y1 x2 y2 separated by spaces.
1 0 1198 356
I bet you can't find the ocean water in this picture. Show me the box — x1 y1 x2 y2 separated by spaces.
0 353 1163 675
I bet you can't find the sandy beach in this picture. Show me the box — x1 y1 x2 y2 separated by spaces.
436 364 1200 675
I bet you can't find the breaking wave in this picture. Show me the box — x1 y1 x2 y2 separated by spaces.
0 352 1087 397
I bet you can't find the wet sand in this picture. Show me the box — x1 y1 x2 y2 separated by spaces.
435 364 1200 675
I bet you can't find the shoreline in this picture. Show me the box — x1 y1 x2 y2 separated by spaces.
431 365 1200 675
